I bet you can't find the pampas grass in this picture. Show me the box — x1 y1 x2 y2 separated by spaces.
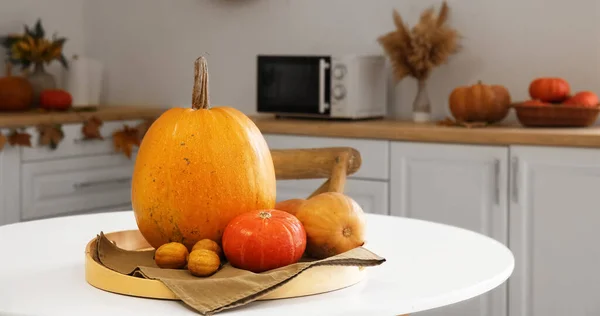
378 1 460 82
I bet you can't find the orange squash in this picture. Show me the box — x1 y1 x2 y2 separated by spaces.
295 192 366 259
274 198 307 216
131 57 276 250
0 63 33 111
448 81 511 123
563 91 599 108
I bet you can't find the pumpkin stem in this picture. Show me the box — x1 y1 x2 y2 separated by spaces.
192 56 210 110
258 211 272 219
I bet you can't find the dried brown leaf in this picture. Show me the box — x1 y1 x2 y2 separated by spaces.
8 131 32 147
112 125 140 159
82 116 104 140
38 124 64 150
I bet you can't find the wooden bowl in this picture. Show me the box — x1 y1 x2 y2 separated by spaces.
85 229 367 301
512 103 600 127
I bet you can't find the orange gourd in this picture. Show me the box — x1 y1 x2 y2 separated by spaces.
274 198 307 216
0 63 33 111
131 57 276 250
448 81 511 123
563 91 599 108
528 77 570 102
295 192 366 259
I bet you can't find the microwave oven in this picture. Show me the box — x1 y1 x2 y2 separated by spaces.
256 55 388 119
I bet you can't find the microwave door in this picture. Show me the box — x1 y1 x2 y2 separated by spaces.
257 56 331 115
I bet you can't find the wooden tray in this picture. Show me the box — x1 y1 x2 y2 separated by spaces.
85 229 367 301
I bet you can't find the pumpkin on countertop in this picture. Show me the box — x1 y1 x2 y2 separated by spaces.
528 77 570 103
448 81 511 124
0 62 33 111
40 89 72 111
131 56 277 251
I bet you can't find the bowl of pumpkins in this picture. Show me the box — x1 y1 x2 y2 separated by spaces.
512 78 600 127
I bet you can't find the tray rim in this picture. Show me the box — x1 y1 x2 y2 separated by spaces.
84 229 367 301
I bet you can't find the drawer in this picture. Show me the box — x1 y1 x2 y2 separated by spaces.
264 134 389 180
275 178 389 215
21 154 135 221
21 119 142 162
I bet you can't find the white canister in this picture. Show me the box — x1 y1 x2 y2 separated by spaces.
65 55 104 107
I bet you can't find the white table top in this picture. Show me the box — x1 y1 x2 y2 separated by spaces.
0 211 514 316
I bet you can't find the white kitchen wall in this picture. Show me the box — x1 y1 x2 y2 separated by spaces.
81 0 600 121
0 0 86 87
2 0 599 122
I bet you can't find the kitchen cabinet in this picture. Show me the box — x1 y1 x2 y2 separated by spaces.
275 178 388 215
509 146 600 316
0 146 20 226
390 142 509 316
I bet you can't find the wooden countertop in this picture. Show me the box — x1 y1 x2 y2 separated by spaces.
0 106 167 128
251 116 600 149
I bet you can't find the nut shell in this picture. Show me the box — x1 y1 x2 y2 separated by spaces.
154 242 189 269
188 249 221 277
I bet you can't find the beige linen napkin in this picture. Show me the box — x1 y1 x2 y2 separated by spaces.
93 232 385 315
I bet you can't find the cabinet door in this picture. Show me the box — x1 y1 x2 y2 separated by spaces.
509 146 600 316
390 142 508 316
0 146 20 226
276 178 388 215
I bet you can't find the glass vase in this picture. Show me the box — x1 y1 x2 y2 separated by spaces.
27 62 57 107
412 79 432 123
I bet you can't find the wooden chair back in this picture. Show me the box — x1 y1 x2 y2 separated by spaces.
270 147 361 198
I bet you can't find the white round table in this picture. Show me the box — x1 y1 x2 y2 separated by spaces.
0 211 513 316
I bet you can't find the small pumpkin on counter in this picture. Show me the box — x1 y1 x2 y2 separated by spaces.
528 77 570 103
294 192 366 259
448 81 511 124
131 57 276 251
222 209 306 273
521 99 550 107
0 63 33 111
563 91 599 108
40 89 72 111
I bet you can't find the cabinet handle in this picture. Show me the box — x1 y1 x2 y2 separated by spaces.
511 157 518 203
73 177 131 190
494 159 500 205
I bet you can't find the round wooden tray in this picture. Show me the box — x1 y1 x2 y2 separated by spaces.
85 230 366 301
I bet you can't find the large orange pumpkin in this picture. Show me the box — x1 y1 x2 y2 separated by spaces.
131 57 276 250
448 81 511 123
528 77 570 102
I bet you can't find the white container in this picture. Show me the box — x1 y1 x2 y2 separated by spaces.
65 55 104 107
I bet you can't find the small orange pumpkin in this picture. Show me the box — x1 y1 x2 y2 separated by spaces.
528 77 570 102
0 63 33 111
448 81 511 123
131 57 277 251
295 192 366 259
563 91 599 108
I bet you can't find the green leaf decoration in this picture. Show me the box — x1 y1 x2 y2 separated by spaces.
59 54 68 69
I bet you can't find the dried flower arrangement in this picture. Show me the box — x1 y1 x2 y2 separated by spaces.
378 2 460 122
1 19 68 70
